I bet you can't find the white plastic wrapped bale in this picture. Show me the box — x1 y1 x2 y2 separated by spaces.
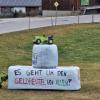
32 44 58 68
8 65 81 90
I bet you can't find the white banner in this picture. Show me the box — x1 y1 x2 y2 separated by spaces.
8 66 81 90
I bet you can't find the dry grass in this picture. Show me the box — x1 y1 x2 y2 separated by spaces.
0 23 100 100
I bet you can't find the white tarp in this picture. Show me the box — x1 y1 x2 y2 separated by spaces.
32 44 58 68
8 65 81 90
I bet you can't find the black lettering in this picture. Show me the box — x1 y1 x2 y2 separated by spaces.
47 80 54 85
14 69 21 76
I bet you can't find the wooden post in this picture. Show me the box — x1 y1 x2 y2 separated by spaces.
29 11 31 31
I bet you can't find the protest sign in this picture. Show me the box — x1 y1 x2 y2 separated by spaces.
8 66 81 90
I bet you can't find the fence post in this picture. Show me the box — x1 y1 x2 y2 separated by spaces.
92 15 94 23
78 15 79 24
51 16 54 26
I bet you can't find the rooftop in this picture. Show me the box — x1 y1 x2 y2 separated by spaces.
0 0 42 7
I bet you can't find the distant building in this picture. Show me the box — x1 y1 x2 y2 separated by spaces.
42 0 100 16
0 0 42 17
0 0 100 17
